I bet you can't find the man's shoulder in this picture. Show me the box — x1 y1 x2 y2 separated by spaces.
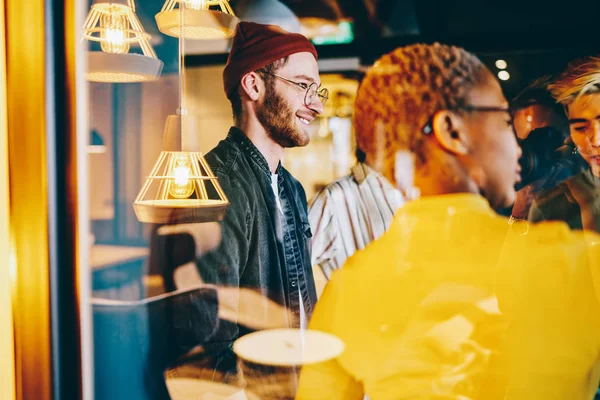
321 173 356 192
204 140 258 206
309 173 356 205
205 139 244 177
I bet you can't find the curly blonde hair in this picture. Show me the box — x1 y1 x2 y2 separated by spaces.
548 56 600 106
354 43 488 185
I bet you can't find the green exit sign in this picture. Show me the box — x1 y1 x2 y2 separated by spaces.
311 21 354 45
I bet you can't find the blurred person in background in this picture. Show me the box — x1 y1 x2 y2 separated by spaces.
512 75 567 142
308 122 405 286
529 56 600 232
509 75 580 220
296 43 600 400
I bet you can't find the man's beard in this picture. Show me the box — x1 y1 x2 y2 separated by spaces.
256 85 310 148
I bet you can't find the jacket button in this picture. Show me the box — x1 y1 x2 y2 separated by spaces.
284 234 290 241
291 280 297 288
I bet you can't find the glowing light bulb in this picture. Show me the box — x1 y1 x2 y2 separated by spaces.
497 70 510 81
100 8 130 54
495 59 507 69
169 155 195 199
185 0 207 10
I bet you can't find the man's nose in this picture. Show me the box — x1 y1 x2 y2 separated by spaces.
309 96 325 115
591 121 600 147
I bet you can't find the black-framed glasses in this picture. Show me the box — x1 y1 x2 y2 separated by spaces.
422 105 513 134
262 72 329 107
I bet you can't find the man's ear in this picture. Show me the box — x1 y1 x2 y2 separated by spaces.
432 110 469 155
239 72 262 101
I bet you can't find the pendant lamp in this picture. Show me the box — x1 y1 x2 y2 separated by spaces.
155 0 239 40
83 0 163 83
133 6 229 224
133 112 229 224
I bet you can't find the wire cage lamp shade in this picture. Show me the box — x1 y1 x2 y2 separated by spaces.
83 0 163 82
155 0 239 40
133 114 229 224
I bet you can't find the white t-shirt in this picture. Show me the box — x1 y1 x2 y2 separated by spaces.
271 174 283 214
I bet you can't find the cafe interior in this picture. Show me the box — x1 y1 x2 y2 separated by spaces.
2 0 600 399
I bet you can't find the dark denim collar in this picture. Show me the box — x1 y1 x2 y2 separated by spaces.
226 126 282 176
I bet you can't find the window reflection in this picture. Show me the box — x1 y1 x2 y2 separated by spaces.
83 5 600 400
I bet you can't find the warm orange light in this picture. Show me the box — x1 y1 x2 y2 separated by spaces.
169 154 195 199
155 0 239 40
99 10 130 54
0 0 15 396
185 0 208 10
83 0 163 82
133 114 229 224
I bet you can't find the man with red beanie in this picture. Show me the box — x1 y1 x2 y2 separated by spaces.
191 21 328 388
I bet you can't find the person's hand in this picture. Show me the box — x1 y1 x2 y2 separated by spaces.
565 174 600 231
565 174 600 207
512 185 535 220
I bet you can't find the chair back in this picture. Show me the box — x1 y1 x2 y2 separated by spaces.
92 285 220 400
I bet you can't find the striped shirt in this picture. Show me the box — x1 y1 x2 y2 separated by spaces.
308 163 404 280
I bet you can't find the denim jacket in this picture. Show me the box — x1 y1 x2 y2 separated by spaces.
196 127 317 345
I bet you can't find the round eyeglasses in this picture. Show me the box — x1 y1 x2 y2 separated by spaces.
263 72 329 107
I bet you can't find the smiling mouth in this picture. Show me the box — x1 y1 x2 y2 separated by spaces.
297 116 311 125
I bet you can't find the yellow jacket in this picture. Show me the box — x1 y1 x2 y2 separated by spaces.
297 194 600 400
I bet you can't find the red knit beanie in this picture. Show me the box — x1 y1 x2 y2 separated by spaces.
222 21 318 99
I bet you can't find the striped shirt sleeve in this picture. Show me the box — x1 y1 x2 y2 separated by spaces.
308 165 403 281
309 188 341 280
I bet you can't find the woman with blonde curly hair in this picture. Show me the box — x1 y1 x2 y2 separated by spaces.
296 44 600 400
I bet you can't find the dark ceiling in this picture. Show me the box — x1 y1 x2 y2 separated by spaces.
129 0 600 55
277 0 600 51
104 0 600 98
